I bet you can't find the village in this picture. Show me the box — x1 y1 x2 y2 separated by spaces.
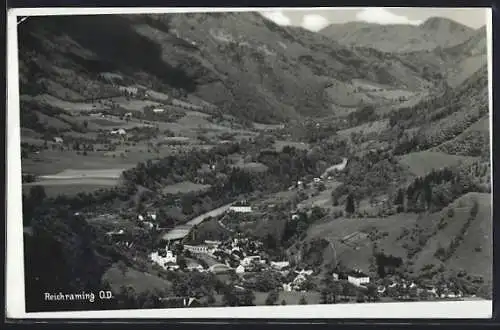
104 189 470 307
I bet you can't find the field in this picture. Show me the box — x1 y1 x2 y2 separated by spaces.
22 150 139 175
297 180 343 210
398 151 480 176
306 213 421 271
102 264 173 295
161 181 212 195
254 291 321 305
410 192 492 280
337 120 389 137
34 94 109 112
231 162 269 173
273 140 310 152
23 168 124 197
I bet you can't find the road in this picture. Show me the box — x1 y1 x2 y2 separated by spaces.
162 202 234 241
186 202 234 227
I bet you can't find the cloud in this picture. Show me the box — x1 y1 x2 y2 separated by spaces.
260 10 292 26
301 14 330 32
356 8 423 25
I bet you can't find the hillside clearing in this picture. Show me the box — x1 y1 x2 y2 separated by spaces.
102 265 173 295
398 151 479 176
161 181 212 195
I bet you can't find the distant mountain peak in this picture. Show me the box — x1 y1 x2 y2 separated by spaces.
420 16 473 33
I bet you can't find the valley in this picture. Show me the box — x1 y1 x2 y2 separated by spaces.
19 11 491 311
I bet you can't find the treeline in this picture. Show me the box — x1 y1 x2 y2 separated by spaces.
393 166 486 213
331 151 407 204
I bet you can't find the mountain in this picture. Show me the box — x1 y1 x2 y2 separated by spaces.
18 12 441 126
320 17 476 53
396 26 487 87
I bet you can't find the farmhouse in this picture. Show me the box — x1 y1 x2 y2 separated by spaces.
53 137 64 144
153 108 165 113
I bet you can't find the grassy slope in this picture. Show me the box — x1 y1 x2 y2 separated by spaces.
398 151 480 177
102 264 173 294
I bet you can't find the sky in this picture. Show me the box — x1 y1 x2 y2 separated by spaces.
259 8 488 32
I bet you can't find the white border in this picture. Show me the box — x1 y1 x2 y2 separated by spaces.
6 7 493 319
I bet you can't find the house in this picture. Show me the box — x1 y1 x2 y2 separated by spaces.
347 272 370 287
270 261 290 271
291 214 300 221
296 269 314 276
313 177 321 183
110 128 127 135
150 249 177 268
229 205 252 213
184 244 212 254
153 108 165 113
53 137 64 144
283 283 292 292
292 274 307 290
377 285 386 294
332 272 340 281
106 229 125 236
241 256 263 267
235 265 245 274
138 214 144 221
187 264 205 272
124 112 133 119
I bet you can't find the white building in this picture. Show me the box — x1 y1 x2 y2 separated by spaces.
296 269 314 276
229 206 252 213
270 261 290 270
138 214 144 221
150 250 177 269
241 256 262 267
153 108 165 113
235 265 245 274
283 283 292 292
111 128 127 135
53 137 64 144
332 272 339 280
347 274 370 287
184 244 213 254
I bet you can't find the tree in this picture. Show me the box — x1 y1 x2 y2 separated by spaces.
394 188 404 205
29 185 46 202
366 284 379 302
280 299 287 305
345 193 355 214
265 290 279 306
299 296 308 305
356 291 366 303
116 260 128 275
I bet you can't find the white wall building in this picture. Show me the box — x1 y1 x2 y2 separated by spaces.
150 250 177 269
184 244 213 254
235 265 245 274
241 256 262 267
347 275 370 287
229 206 252 213
270 261 290 270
